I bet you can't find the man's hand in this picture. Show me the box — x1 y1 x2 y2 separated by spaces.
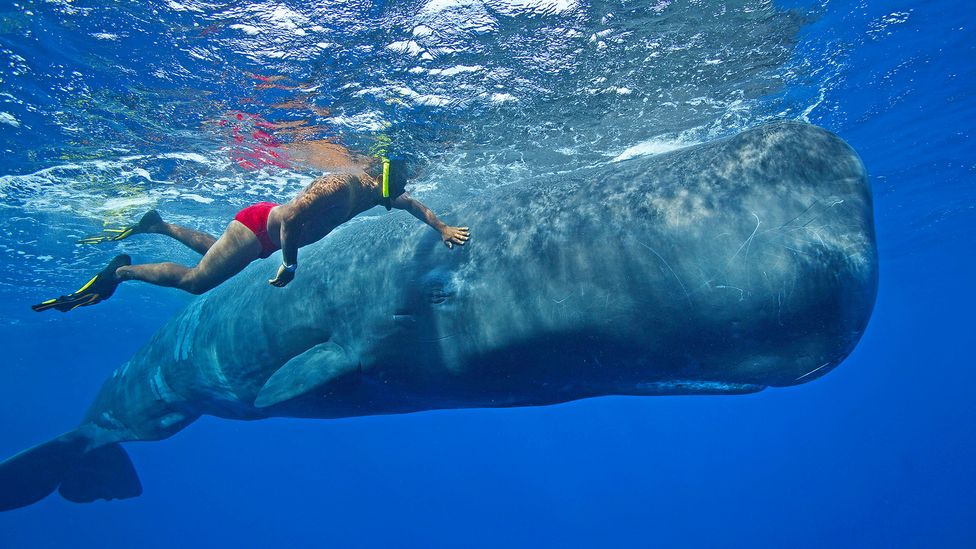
269 264 296 287
440 226 470 249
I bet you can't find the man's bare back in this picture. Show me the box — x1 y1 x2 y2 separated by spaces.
266 164 469 287
269 172 373 249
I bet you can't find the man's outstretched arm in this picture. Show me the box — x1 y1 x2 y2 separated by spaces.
392 193 470 249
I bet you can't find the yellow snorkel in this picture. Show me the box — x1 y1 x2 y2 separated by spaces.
373 134 405 210
381 156 393 211
381 157 391 210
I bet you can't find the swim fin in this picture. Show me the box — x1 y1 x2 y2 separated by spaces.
77 210 161 245
31 254 131 313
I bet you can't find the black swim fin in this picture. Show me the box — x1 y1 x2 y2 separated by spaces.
77 210 161 245
31 254 131 313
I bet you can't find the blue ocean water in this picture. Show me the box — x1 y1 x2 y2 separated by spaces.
0 0 973 546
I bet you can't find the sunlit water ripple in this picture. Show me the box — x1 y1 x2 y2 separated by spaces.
0 0 970 307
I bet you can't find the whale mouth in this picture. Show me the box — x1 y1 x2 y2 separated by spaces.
632 380 765 395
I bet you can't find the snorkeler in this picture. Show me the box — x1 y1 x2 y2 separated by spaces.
32 155 469 313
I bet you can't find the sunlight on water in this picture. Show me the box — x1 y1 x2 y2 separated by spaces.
0 0 962 296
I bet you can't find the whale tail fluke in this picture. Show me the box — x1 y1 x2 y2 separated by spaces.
0 430 141 511
58 441 142 504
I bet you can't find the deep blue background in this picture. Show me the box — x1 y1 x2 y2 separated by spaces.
1 0 974 547
2 248 973 547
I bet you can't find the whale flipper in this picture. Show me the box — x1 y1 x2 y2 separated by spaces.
255 341 359 408
0 430 141 511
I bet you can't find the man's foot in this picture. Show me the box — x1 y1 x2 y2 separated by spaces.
31 255 132 313
77 210 163 245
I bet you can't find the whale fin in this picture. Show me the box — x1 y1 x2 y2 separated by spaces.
255 341 358 408
0 430 141 511
0 432 87 511
58 443 142 503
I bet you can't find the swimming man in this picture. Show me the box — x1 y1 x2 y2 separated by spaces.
32 154 469 312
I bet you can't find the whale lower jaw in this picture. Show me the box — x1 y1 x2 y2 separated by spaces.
629 380 765 396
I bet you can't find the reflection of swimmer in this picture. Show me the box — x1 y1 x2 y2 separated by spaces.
283 140 367 172
32 153 469 312
214 109 347 172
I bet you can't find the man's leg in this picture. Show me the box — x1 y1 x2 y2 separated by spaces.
153 223 217 256
116 221 262 295
80 210 218 255
141 213 218 255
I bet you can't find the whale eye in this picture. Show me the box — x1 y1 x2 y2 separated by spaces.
429 288 452 304
422 268 457 305
426 281 456 304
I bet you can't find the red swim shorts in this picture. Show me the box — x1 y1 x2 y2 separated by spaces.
234 201 280 258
